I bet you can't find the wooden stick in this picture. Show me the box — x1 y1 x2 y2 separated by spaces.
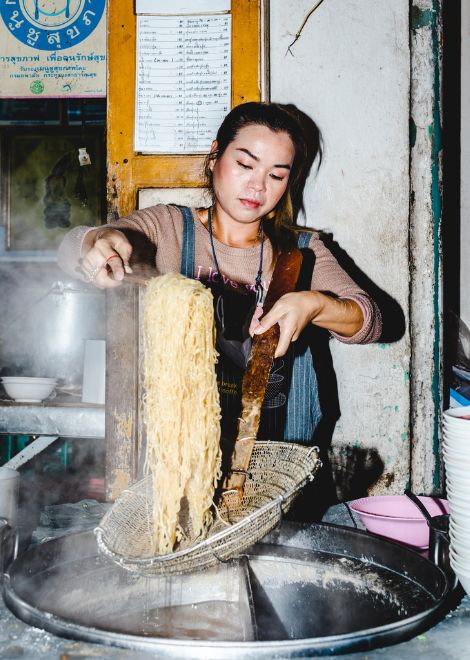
224 248 303 495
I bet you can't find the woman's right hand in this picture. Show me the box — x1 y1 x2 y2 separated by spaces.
80 228 133 288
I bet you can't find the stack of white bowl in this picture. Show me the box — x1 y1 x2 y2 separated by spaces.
443 406 470 595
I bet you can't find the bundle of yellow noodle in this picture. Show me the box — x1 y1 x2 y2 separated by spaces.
143 273 221 555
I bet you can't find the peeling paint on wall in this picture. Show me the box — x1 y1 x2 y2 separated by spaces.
271 0 412 498
409 0 443 494
411 6 434 31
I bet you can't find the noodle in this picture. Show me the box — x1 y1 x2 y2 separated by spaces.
143 273 221 555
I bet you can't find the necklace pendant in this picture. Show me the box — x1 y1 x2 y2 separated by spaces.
255 285 264 307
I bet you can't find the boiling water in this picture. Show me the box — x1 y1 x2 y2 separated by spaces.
97 601 249 640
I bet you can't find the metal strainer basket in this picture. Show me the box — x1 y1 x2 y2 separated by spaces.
95 441 321 576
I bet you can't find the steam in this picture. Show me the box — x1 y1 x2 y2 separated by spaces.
0 262 105 388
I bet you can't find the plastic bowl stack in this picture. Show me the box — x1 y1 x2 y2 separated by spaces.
443 406 470 596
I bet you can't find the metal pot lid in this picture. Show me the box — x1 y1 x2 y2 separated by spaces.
3 522 450 658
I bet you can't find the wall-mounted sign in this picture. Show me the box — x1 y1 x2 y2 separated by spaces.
0 0 107 98
134 13 231 154
135 1 230 15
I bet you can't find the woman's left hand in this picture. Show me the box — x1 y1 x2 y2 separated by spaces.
250 291 364 357
250 291 324 357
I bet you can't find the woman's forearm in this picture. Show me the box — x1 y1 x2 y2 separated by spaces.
309 291 364 337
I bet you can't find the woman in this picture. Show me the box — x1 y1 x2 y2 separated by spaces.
58 102 381 445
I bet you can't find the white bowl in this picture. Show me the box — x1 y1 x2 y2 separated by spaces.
450 532 470 550
449 555 470 596
449 503 470 517
446 471 470 485
443 444 470 457
449 521 470 537
443 443 470 456
443 436 470 449
443 406 470 425
443 429 470 437
443 445 470 460
447 491 470 507
450 522 470 541
450 548 470 571
450 539 470 560
449 498 470 512
444 461 470 486
443 417 470 428
1 376 57 403
447 494 470 510
443 416 470 425
446 475 470 490
449 513 470 531
445 475 470 490
446 477 470 490
453 570 470 596
443 453 470 469
443 422 470 434
446 486 470 500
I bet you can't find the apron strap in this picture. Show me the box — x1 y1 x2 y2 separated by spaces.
179 206 195 277
284 230 322 443
297 231 311 249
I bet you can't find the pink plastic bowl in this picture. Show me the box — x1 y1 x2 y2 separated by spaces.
349 495 449 549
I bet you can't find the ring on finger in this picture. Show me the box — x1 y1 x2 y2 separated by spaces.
105 254 120 266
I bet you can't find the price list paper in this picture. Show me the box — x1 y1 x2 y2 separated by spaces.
134 14 231 154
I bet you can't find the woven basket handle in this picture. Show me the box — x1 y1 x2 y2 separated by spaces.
224 247 303 495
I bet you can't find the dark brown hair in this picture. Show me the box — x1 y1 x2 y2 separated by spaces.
204 101 323 255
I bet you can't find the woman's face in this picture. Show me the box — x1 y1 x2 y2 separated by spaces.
210 124 295 226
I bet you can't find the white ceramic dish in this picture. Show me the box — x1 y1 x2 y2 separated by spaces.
443 443 470 456
442 435 470 447
447 490 470 508
449 521 470 537
450 534 470 551
450 554 470 569
443 445 470 457
443 406 470 424
453 570 470 596
444 469 470 485
444 470 470 484
449 513 470 530
449 539 470 560
443 446 470 460
446 491 470 507
442 428 470 438
1 376 57 403
447 488 470 502
449 556 470 596
443 454 470 470
446 478 470 496
449 498 470 512
450 522 470 541
449 548 470 571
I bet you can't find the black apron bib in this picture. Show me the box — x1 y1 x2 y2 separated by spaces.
205 279 289 448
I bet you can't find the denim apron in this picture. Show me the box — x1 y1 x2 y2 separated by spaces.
179 206 322 445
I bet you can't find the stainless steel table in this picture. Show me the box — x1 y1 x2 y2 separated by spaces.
0 401 105 439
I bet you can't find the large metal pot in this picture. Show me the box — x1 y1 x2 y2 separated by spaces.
3 522 452 657
1 279 105 389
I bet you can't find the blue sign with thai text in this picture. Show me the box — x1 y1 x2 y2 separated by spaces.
0 0 105 51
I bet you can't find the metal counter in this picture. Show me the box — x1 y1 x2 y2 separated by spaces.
0 402 105 439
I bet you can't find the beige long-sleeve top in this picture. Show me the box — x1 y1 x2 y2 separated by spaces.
58 204 382 344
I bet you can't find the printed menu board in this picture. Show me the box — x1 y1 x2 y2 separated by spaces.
134 13 231 154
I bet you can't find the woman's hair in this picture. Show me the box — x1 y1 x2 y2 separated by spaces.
204 101 323 255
